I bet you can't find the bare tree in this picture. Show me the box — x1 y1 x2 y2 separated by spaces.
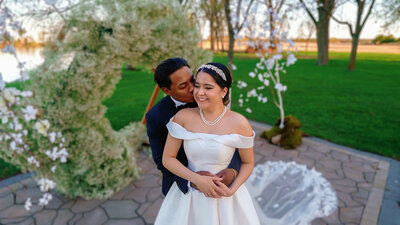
378 0 400 29
298 20 315 51
331 0 376 70
299 0 343 65
224 0 255 73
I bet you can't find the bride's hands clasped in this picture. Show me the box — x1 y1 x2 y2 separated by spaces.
193 174 226 198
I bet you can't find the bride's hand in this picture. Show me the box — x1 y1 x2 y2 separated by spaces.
193 175 225 198
215 181 235 197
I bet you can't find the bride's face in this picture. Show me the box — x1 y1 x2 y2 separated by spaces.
193 71 227 109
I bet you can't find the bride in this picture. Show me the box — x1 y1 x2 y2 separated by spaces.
154 62 260 225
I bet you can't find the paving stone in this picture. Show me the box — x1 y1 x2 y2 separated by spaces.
68 213 83 225
332 183 357 194
135 174 162 188
293 157 316 168
321 207 341 224
0 186 12 197
274 149 299 158
340 206 363 224
142 197 162 224
19 178 38 188
7 182 23 192
1 216 30 224
330 178 357 187
109 183 135 200
5 217 34 225
125 187 149 203
331 151 350 162
343 167 365 182
76 207 108 225
104 218 145 225
350 155 368 163
44 195 64 210
317 168 344 180
311 218 327 225
60 199 76 209
70 198 105 213
53 209 74 225
34 209 57 225
0 193 14 211
147 187 162 202
337 192 362 207
102 200 139 219
137 202 152 215
352 188 370 199
15 187 42 204
357 182 372 190
318 158 342 169
299 151 326 160
0 205 41 218
364 171 376 183
138 159 156 174
254 152 264 164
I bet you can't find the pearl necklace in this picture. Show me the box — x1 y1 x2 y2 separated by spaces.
200 106 227 126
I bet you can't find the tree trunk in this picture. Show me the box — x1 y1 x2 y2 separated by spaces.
210 15 215 51
224 0 235 75
347 33 359 70
316 13 330 65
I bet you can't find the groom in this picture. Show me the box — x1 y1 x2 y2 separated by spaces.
146 57 241 197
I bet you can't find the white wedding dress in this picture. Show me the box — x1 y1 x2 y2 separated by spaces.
154 120 260 225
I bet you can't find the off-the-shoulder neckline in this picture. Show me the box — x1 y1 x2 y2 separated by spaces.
168 120 255 138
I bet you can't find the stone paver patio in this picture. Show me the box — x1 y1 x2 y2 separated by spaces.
0 121 395 225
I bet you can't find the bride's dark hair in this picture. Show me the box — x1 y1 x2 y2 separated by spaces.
196 62 232 105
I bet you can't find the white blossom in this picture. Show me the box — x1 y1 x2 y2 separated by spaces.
21 105 38 122
2 44 15 54
232 64 237 70
27 156 40 167
275 83 287 92
0 97 7 112
247 89 257 97
263 80 270 87
21 91 33 97
38 193 53 206
24 198 32 211
3 89 15 104
246 108 252 113
49 132 56 143
45 0 58 5
237 80 248 89
2 116 8 124
238 98 244 107
249 72 256 78
37 178 56 192
51 165 57 173
0 73 5 90
35 120 50 136
258 74 264 82
287 54 297 66
266 58 275 70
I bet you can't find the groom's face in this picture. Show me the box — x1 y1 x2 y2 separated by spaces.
162 66 195 103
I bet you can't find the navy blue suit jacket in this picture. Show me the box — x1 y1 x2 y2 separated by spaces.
146 96 241 196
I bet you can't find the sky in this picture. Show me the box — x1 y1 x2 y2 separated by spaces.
8 0 400 41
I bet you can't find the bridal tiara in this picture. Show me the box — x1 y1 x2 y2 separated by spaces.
196 64 227 81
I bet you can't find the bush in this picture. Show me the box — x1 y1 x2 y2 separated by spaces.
261 115 302 150
373 34 399 44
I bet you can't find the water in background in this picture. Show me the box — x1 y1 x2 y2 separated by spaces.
0 48 44 82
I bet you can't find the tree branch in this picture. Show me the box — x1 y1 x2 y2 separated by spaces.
360 0 375 29
299 0 317 25
237 0 255 32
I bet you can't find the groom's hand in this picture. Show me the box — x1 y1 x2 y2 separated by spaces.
190 171 214 190
216 168 237 187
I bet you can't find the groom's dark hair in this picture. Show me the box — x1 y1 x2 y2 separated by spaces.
154 57 190 89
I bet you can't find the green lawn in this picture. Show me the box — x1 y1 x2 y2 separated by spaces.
1 51 399 180
215 52 400 159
